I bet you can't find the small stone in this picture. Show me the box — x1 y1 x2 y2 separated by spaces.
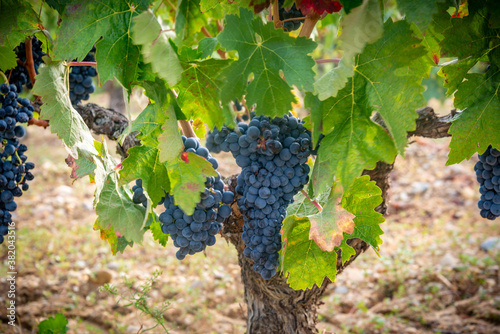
480 237 500 252
440 252 459 268
410 181 430 195
334 285 348 294
107 261 119 271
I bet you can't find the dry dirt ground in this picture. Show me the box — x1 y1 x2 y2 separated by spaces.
0 106 499 333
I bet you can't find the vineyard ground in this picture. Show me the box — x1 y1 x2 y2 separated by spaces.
0 100 499 334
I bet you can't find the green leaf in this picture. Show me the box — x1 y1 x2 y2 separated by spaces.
150 220 168 246
397 0 445 31
447 72 500 164
281 216 337 290
167 152 217 214
200 0 249 13
120 145 170 206
31 59 97 156
96 173 147 244
44 0 72 14
314 0 383 100
436 2 494 94
55 0 151 92
281 175 384 290
175 0 207 44
157 106 184 162
0 0 39 71
217 8 316 117
93 219 134 255
132 11 183 87
339 239 356 265
309 89 397 193
37 313 69 334
342 175 384 251
177 46 233 130
310 20 429 192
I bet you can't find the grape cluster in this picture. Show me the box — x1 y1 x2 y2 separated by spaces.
0 83 35 244
475 146 500 220
278 0 305 32
206 113 312 279
132 137 235 260
5 37 46 93
69 47 97 106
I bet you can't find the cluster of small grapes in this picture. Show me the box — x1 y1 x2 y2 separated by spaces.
69 47 97 106
475 146 500 220
132 137 234 260
0 83 35 244
278 0 305 32
206 113 312 279
5 37 46 93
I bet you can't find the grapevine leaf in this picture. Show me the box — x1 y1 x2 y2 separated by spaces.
96 173 147 244
93 219 133 255
31 59 97 156
314 0 383 100
308 88 397 192
217 8 316 117
198 37 218 58
175 0 207 44
132 11 183 87
339 239 356 265
72 148 98 179
281 216 337 290
437 2 494 94
120 145 170 207
354 20 428 153
44 0 72 14
167 152 217 215
121 104 164 147
150 221 168 247
308 183 355 252
55 0 152 92
339 0 363 14
342 175 384 251
177 46 233 130
157 106 184 163
0 0 39 71
37 313 69 334
447 72 500 164
396 0 445 31
200 0 250 13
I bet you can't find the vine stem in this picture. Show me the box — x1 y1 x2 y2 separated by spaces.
298 14 320 38
28 118 49 128
272 0 281 28
170 90 196 138
24 37 37 86
179 120 196 138
301 189 323 212
315 58 341 64
67 61 97 67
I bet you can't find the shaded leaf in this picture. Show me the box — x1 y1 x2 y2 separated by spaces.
55 0 152 92
167 152 217 214
120 145 170 207
93 219 134 255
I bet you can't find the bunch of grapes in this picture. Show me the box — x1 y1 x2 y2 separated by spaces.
5 37 46 93
69 47 97 106
278 0 305 32
207 112 312 279
132 137 234 260
0 83 36 244
475 145 500 220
